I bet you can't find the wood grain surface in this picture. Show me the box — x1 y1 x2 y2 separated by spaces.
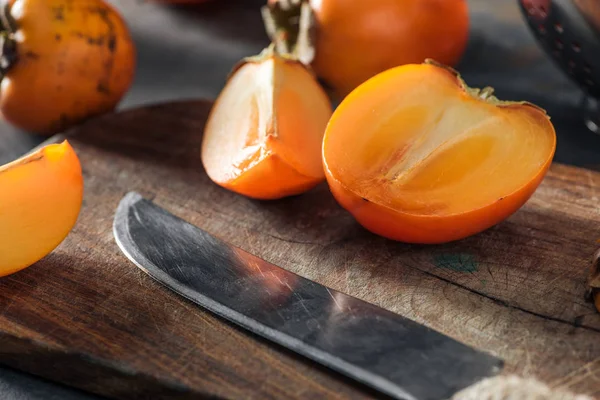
1 101 600 399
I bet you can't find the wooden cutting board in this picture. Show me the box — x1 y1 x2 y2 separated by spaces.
1 101 599 399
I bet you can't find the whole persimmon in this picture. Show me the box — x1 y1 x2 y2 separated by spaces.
264 0 469 97
0 0 136 135
322 61 556 244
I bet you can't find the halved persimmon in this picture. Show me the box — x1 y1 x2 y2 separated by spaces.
0 141 83 276
202 47 332 200
323 61 556 244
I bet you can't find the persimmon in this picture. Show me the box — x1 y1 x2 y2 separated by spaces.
264 0 469 98
0 0 136 135
0 141 84 276
201 44 332 200
322 61 556 244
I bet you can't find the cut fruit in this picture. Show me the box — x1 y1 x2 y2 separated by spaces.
322 61 556 244
201 48 333 199
0 141 84 276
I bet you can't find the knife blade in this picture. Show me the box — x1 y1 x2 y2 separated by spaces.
112 192 502 400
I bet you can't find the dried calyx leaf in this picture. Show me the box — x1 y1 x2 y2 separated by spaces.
0 0 17 78
424 59 549 115
227 42 312 83
586 248 600 312
261 0 316 65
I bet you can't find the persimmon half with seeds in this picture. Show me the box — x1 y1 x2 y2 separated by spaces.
201 47 332 200
323 61 556 244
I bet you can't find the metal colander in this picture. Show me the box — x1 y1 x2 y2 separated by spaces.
518 0 600 132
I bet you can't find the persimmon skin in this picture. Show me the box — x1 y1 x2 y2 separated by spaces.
322 63 556 244
308 0 469 97
226 150 324 200
0 141 84 276
325 166 550 244
0 0 136 135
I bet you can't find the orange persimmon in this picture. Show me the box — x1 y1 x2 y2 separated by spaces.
322 61 556 244
201 47 332 200
0 141 84 276
264 0 469 98
0 0 136 135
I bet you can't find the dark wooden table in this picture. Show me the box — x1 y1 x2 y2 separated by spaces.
1 0 599 399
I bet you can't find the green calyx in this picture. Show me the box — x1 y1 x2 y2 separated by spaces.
261 0 316 65
0 0 18 78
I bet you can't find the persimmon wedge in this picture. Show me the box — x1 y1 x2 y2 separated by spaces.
0 141 83 276
202 48 332 199
322 61 556 244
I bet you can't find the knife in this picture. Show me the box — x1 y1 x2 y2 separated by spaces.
112 192 502 400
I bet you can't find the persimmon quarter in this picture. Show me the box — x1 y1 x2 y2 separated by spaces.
202 50 332 199
322 62 556 244
0 141 83 276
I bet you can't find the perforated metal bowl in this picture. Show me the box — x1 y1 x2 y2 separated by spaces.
518 0 600 133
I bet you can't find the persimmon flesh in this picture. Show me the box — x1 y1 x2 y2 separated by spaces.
0 141 83 276
202 51 332 199
323 63 556 244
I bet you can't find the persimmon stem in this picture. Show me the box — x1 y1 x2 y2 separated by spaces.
0 0 17 80
261 0 316 65
0 0 15 34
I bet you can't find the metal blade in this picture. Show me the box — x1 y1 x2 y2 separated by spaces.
113 192 502 400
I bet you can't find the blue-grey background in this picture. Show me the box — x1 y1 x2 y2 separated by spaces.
0 0 599 398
